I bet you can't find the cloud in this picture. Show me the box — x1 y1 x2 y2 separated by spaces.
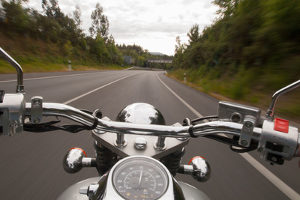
24 0 218 55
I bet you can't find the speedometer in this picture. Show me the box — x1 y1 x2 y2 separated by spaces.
112 157 169 200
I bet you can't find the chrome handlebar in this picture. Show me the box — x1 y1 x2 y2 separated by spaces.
24 102 262 140
23 102 299 165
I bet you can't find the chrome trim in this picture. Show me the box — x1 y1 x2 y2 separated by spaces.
259 120 299 162
25 102 95 127
154 136 166 151
179 157 210 182
190 157 210 182
63 148 85 173
115 133 126 147
114 136 127 147
218 101 261 123
0 93 25 136
79 183 99 199
30 96 43 124
134 137 147 150
0 47 24 93
92 130 189 159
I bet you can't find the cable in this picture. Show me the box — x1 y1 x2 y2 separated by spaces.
203 134 257 153
191 115 218 124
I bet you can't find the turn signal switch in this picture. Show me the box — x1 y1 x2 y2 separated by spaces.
63 147 96 173
178 156 211 182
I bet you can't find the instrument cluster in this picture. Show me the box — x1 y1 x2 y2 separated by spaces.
112 157 169 200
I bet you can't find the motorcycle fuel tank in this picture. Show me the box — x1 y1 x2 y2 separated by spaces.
57 177 210 200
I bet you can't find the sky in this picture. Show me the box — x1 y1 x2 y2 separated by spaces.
24 0 219 56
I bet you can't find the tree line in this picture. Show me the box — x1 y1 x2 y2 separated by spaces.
0 0 167 67
173 0 300 87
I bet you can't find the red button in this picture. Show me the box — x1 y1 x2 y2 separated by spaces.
274 118 289 133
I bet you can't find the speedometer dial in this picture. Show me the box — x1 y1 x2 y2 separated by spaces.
112 157 168 200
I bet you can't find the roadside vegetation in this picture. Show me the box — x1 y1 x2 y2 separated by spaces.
0 0 168 73
170 0 300 120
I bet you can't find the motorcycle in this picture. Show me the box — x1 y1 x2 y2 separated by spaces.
0 47 299 200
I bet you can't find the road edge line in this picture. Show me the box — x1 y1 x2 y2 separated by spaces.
156 73 300 200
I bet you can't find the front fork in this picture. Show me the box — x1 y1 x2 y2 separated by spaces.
94 141 118 175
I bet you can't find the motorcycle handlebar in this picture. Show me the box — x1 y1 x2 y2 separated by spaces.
25 102 262 140
24 102 300 164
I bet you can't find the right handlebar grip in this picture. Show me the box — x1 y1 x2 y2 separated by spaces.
259 119 299 164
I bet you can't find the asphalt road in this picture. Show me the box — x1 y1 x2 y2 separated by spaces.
0 70 299 200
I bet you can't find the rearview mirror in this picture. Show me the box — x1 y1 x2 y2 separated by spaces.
266 80 300 120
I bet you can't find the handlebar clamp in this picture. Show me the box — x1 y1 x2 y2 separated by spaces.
218 101 261 148
30 96 43 124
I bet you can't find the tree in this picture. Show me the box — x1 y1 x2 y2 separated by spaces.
42 0 62 19
213 0 239 17
73 5 81 29
175 36 183 53
187 24 200 45
89 3 109 40
0 0 126 67
107 34 115 44
173 36 186 68
1 0 29 3
1 0 30 33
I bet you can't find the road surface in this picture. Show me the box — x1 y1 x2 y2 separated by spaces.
0 70 299 200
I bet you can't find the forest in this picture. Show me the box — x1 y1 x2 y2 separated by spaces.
0 0 167 72
172 0 300 119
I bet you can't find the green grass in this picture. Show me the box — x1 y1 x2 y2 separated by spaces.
168 66 300 122
0 58 126 74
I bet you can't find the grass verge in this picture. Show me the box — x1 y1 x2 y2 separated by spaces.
0 32 126 73
0 60 125 73
167 68 300 123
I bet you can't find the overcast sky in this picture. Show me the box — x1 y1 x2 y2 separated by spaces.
25 0 218 55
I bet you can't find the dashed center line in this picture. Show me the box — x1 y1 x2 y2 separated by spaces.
63 74 134 104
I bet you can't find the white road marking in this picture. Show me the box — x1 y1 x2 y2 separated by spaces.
63 75 132 104
156 73 300 200
0 71 104 83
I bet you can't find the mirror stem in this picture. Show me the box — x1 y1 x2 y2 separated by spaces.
0 47 24 93
266 80 300 120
